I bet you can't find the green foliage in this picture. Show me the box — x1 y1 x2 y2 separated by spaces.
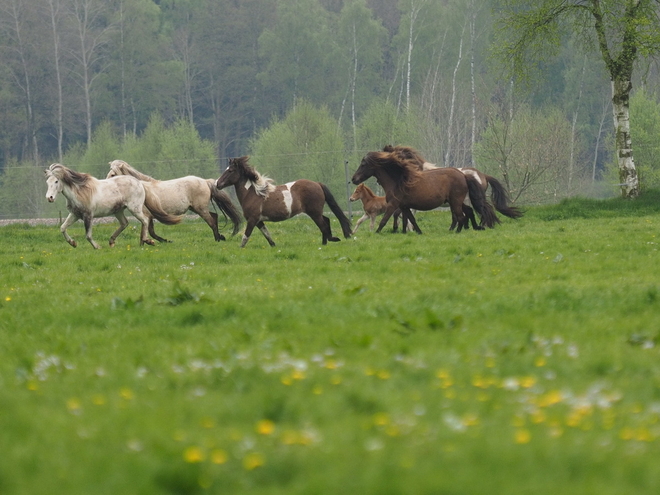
3 200 660 493
0 160 47 219
475 104 585 204
249 100 346 193
628 89 660 191
70 122 122 178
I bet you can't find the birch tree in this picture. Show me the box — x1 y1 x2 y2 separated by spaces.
495 0 660 199
67 0 112 148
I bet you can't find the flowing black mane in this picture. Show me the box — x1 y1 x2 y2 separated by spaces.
365 151 422 190
383 145 427 168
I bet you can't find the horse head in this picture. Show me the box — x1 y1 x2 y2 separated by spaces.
45 163 66 202
352 155 376 184
217 156 256 190
106 160 126 179
349 183 365 201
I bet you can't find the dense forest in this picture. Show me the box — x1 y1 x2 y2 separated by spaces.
3 0 660 219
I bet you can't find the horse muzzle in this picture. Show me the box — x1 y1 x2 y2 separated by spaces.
47 196 55 203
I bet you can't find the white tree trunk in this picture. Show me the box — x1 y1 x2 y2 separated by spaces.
611 78 639 198
47 0 64 161
445 24 465 167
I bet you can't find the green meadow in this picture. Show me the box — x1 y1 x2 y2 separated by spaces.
2 193 660 494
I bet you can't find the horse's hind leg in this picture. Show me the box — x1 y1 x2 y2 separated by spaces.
256 221 276 247
462 205 483 230
197 208 225 241
60 213 79 248
311 215 338 244
109 212 130 247
127 207 156 246
147 215 170 243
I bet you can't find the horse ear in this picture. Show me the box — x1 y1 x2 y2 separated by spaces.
383 144 394 152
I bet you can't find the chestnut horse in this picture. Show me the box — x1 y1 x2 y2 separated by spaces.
106 160 241 242
349 183 412 233
216 156 352 247
351 151 498 234
45 163 181 248
383 145 522 224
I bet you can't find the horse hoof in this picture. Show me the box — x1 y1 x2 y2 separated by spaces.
217 235 226 241
328 237 340 242
144 239 155 246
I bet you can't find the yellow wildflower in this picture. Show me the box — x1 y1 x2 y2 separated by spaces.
243 453 264 470
256 419 275 435
211 449 228 464
183 446 205 463
515 429 531 444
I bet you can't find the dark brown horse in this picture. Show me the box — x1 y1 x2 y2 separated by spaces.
383 145 523 224
351 151 498 234
216 156 352 247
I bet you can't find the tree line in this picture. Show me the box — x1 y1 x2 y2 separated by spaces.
3 0 660 219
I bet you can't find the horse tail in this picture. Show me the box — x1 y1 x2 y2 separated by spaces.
465 175 499 229
209 182 242 236
485 175 523 219
320 183 353 238
142 184 182 225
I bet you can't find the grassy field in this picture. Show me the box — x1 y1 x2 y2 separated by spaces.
2 193 660 494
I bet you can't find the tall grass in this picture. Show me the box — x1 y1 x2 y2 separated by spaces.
2 198 660 494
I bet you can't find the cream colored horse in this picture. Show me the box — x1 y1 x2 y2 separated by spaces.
106 160 241 242
45 163 181 248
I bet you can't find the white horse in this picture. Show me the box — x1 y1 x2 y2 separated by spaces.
45 163 181 249
106 160 241 242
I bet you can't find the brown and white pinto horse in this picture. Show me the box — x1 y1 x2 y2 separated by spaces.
45 163 181 248
351 151 498 234
106 160 241 242
383 145 523 225
216 156 352 247
349 183 412 233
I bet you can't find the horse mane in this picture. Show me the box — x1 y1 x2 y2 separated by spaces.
48 163 97 202
233 156 275 197
366 151 422 191
383 145 427 169
110 160 155 182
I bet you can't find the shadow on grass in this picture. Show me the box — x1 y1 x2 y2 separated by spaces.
526 189 660 221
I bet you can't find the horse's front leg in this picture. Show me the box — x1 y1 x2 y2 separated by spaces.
352 214 369 234
375 204 399 233
60 213 79 248
255 221 276 247
83 215 102 249
109 212 131 247
402 207 422 234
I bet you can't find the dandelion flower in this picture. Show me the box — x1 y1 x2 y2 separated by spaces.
211 449 228 464
377 370 391 380
515 429 531 444
66 398 81 412
183 446 205 463
256 419 275 435
373 412 389 426
243 452 264 470
119 388 134 400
